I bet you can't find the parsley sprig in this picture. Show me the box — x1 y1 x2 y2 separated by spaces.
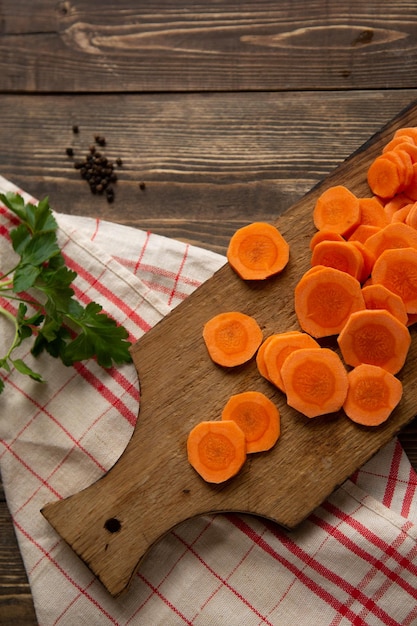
0 192 132 394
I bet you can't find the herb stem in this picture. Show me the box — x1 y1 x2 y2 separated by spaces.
0 305 19 361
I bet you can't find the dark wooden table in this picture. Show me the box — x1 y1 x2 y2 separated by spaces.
2 2 417 623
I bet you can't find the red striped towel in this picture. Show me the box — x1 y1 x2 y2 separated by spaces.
1 176 417 625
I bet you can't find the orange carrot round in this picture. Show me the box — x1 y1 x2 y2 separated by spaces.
361 283 408 326
349 240 375 283
358 196 388 228
227 221 289 280
221 391 280 453
405 202 417 229
348 224 381 245
367 154 411 199
313 185 361 236
203 311 263 367
187 420 247 483
309 230 345 250
294 265 365 337
337 309 411 374
394 127 417 143
280 347 349 418
364 222 417 259
310 239 364 280
343 364 403 427
262 331 320 391
371 246 417 313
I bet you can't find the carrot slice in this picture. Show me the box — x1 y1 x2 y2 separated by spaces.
343 364 403 426
221 391 280 453
367 155 408 199
364 222 417 258
256 331 299 381
383 135 415 152
357 196 389 228
371 246 417 313
390 203 413 223
310 240 364 280
262 331 320 391
348 224 381 244
337 309 411 374
227 221 289 280
187 420 246 483
309 230 345 251
394 127 417 143
294 265 365 337
361 283 408 326
203 311 263 367
280 347 348 418
404 163 417 200
256 335 276 380
405 202 417 229
394 141 417 164
313 185 361 236
349 240 375 282
383 194 414 220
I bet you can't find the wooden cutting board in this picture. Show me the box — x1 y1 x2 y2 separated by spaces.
42 101 417 598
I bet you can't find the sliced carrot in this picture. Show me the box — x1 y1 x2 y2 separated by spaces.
407 313 417 326
294 265 365 338
394 141 417 163
310 240 364 280
221 391 280 453
364 222 417 258
256 331 299 382
383 135 415 152
337 309 411 374
349 240 375 282
187 420 246 483
348 224 381 245
371 246 417 313
256 335 276 380
203 311 263 367
261 331 320 391
405 202 417 229
313 185 361 236
394 127 417 143
361 283 408 326
280 347 348 418
390 203 413 223
227 221 289 280
404 163 417 200
367 154 410 199
358 196 389 228
343 364 403 426
309 230 345 251
383 194 413 220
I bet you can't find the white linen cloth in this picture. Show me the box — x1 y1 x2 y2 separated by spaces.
1 174 417 625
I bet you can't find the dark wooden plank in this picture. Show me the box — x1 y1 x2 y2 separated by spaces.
1 1 417 92
0 476 37 625
1 90 417 252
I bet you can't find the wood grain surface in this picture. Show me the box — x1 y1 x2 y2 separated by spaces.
41 101 417 597
1 1 417 92
2 0 417 621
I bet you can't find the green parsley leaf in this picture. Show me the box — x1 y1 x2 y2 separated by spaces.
64 302 132 368
0 194 132 395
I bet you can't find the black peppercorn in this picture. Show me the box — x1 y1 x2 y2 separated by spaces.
66 147 74 157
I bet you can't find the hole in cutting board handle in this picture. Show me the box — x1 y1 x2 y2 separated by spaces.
104 518 122 533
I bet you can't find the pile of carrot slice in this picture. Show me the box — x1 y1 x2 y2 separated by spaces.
187 126 417 483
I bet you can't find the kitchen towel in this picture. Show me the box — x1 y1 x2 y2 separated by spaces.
1 175 417 625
